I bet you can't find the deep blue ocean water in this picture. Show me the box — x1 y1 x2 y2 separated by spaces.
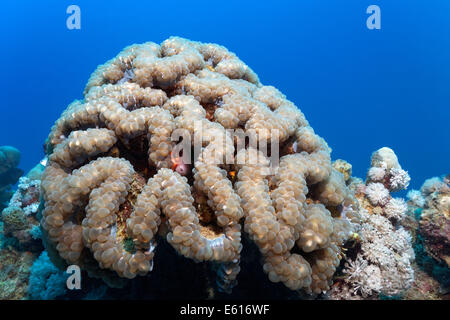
0 0 449 190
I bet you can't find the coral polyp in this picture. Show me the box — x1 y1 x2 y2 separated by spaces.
41 37 360 294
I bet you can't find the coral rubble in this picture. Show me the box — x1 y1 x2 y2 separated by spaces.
40 36 360 294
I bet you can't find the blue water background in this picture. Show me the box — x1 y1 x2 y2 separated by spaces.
0 0 449 190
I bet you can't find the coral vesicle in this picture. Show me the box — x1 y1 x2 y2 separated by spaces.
41 37 360 294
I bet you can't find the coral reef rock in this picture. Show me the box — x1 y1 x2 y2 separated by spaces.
402 263 442 300
0 146 23 211
0 160 46 300
1 174 43 252
40 36 360 295
416 175 450 267
0 233 35 300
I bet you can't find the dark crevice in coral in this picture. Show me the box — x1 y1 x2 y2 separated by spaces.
62 233 308 299
202 102 219 122
290 243 306 257
279 136 297 158
115 136 153 180
121 101 146 111
327 205 341 218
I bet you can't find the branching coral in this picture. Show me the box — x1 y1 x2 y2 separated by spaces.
41 37 359 294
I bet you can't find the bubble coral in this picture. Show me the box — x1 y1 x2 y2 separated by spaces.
41 37 359 294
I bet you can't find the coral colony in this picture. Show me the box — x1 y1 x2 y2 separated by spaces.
0 37 449 300
41 37 360 293
329 149 415 298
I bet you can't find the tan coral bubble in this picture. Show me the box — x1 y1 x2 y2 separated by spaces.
42 37 359 293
